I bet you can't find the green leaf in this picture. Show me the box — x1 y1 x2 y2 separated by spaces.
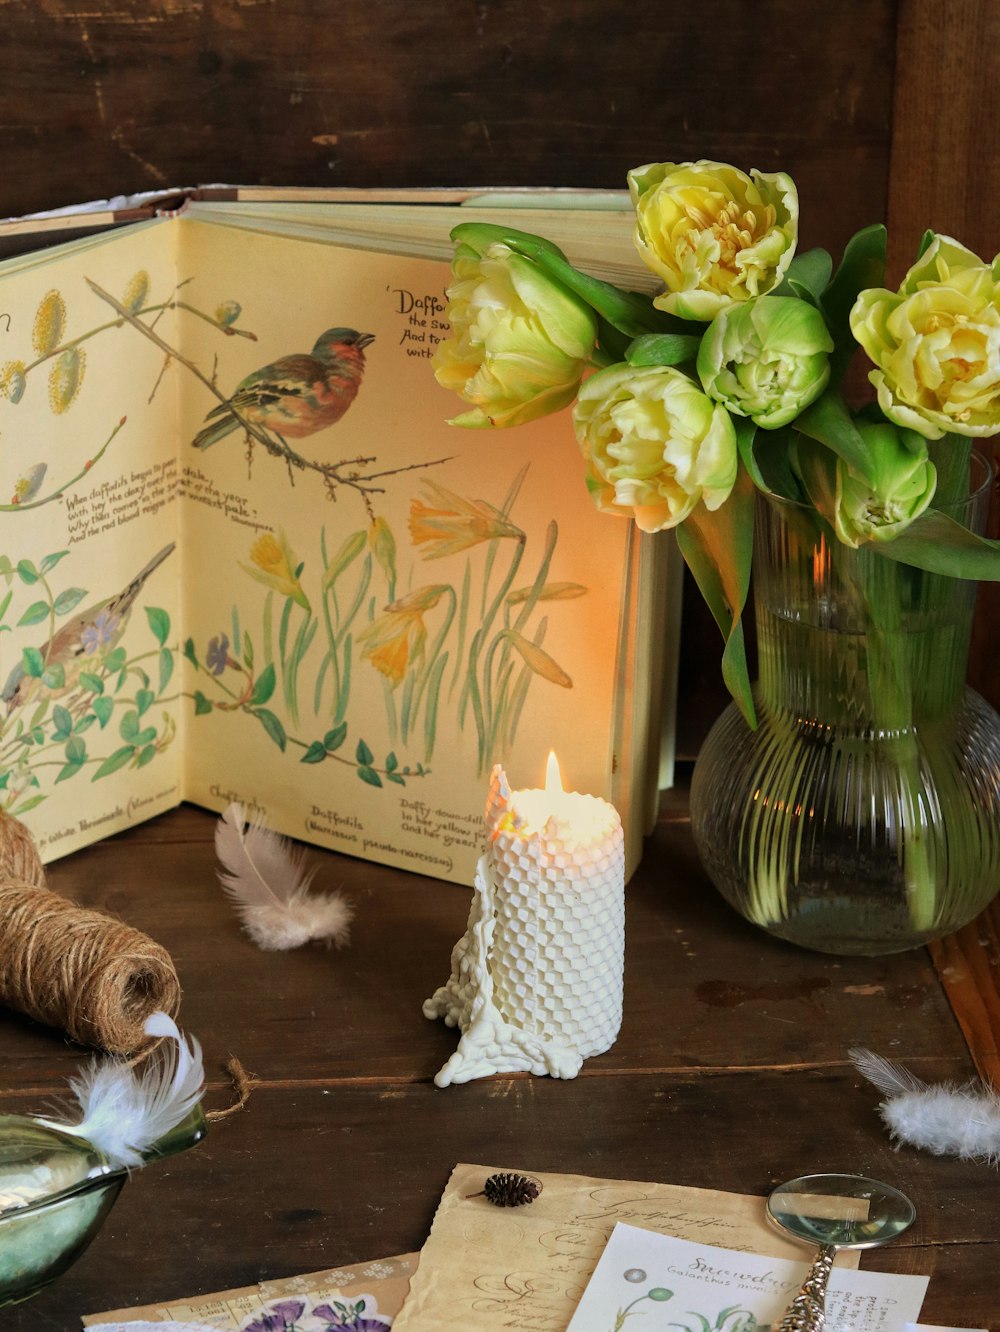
145 605 170 645
11 793 47 815
355 738 374 766
52 586 87 615
92 695 114 727
104 646 127 673
783 247 833 302
625 333 703 367
0 588 12 622
135 743 157 768
594 313 632 363
17 600 51 627
39 551 69 575
16 560 40 585
193 690 214 715
158 647 174 693
820 224 887 382
675 467 756 728
528 243 680 338
795 389 876 486
249 662 276 707
322 529 367 590
64 735 86 764
385 751 398 772
253 707 287 751
22 646 44 677
120 709 139 742
56 764 84 787
916 228 937 260
301 740 328 764
52 704 73 740
41 662 65 690
73 713 95 734
357 764 382 788
183 637 199 668
387 772 406 785
243 631 254 671
873 510 1000 579
135 688 155 716
79 671 104 695
324 722 348 752
93 745 135 779
733 415 764 491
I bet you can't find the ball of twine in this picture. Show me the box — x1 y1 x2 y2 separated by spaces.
0 813 181 1054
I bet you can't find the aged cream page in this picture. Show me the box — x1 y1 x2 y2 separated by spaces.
0 222 184 860
393 1163 859 1331
174 217 635 884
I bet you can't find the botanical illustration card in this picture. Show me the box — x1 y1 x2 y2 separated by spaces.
566 1223 928 1331
391 1163 857 1331
84 1252 416 1328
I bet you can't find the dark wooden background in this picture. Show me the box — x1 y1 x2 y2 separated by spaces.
0 0 996 752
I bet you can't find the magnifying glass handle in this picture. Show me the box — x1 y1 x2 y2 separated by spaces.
775 1242 836 1332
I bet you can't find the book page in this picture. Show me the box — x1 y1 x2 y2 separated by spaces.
0 223 185 859
173 218 642 884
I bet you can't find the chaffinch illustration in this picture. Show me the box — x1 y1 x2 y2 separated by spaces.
193 327 375 450
2 543 175 714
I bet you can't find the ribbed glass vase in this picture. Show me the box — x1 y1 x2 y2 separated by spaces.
690 457 1000 955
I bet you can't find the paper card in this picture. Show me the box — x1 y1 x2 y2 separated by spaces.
567 1223 929 1331
84 1252 416 1328
391 1163 859 1331
906 1326 988 1332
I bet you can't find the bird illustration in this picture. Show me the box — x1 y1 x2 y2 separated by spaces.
192 327 375 451
2 542 176 714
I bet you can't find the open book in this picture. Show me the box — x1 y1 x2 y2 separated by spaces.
0 189 680 884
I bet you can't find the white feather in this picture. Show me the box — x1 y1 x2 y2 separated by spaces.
215 801 353 951
38 1011 204 1169
851 1045 1000 1165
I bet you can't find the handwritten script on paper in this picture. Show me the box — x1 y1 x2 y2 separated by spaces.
567 1224 928 1331
391 1163 860 1332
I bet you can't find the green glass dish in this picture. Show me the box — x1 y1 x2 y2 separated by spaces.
0 1105 206 1309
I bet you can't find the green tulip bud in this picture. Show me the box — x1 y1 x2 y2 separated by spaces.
696 295 833 429
572 362 737 532
834 420 937 546
433 228 597 429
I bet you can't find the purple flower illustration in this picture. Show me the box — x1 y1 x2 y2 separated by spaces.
245 1299 305 1332
81 608 121 654
311 1304 390 1331
206 632 231 675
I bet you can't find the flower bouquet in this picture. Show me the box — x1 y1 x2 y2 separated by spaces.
431 160 1000 954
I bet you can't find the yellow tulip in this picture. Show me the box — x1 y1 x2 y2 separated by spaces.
850 235 1000 439
573 362 738 532
628 160 798 321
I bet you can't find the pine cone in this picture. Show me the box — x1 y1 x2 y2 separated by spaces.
482 1172 541 1207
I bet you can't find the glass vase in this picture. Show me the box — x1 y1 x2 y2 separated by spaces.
690 456 1000 955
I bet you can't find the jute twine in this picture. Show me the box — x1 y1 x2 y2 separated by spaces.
0 811 181 1054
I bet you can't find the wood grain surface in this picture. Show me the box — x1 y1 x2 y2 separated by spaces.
1 803 997 1329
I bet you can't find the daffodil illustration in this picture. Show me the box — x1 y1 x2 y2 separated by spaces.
359 585 449 685
409 479 523 559
240 530 311 610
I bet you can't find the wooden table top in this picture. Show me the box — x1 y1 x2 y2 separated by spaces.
2 792 999 1330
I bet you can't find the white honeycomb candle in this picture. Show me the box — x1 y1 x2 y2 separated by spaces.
423 755 625 1087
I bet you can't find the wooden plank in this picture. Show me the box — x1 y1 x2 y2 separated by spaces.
5 1074 997 1330
929 898 1000 1090
0 806 969 1091
887 0 1000 712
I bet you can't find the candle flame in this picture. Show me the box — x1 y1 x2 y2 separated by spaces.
544 750 564 795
